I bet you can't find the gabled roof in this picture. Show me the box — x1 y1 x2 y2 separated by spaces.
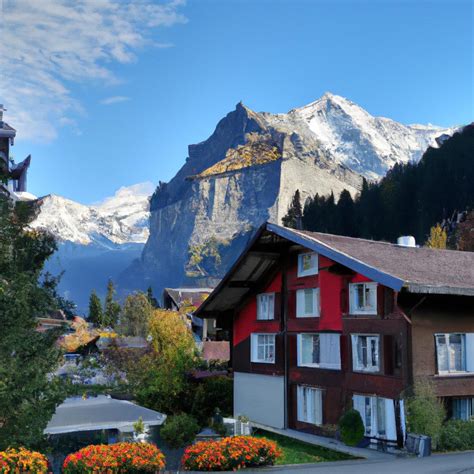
196 223 474 317
163 287 214 309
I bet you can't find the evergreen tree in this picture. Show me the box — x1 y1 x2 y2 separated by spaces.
282 190 303 229
103 279 121 328
425 223 447 249
0 198 66 449
119 292 153 337
147 286 159 308
88 290 103 326
335 189 356 236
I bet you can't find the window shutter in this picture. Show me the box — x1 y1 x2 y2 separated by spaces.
351 335 358 371
466 334 474 372
377 285 385 316
383 335 394 375
288 290 296 319
383 288 394 316
273 292 281 320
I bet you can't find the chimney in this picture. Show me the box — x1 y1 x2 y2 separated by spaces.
397 236 416 247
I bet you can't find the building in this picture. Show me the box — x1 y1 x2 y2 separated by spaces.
0 105 31 198
162 287 217 340
195 223 474 448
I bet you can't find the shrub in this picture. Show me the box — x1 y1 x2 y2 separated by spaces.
0 448 48 473
160 414 200 449
181 436 281 471
339 409 365 446
62 442 165 473
406 378 445 448
191 376 233 425
439 419 474 451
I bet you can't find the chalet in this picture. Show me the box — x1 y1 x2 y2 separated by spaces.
0 105 31 198
195 223 474 448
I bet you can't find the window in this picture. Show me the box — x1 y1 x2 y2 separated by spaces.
351 334 380 372
353 395 396 439
297 252 318 277
452 398 474 421
297 385 323 425
297 333 341 370
257 293 275 320
296 288 320 318
251 333 276 363
436 333 466 373
349 282 377 314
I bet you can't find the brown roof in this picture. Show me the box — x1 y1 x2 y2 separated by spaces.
196 223 474 317
201 341 230 362
291 227 474 295
163 287 213 309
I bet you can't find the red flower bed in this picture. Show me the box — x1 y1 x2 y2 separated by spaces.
181 436 281 471
63 442 165 473
0 447 49 473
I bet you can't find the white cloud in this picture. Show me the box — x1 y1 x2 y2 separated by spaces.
100 96 131 105
0 0 186 142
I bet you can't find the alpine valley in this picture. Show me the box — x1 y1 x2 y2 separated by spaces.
33 93 456 310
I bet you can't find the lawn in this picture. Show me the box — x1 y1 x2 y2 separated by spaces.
254 429 357 465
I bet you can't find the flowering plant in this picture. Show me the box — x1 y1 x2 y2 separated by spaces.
0 447 49 473
63 442 165 473
181 436 281 471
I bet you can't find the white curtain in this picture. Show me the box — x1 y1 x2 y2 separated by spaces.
384 398 397 441
466 333 474 372
352 394 367 432
320 334 341 369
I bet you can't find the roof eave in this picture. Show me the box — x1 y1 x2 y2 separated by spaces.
267 223 405 291
404 283 474 297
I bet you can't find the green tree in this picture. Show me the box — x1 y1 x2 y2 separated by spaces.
425 223 447 249
88 290 103 327
282 190 303 229
103 279 121 328
406 378 445 448
119 292 153 337
0 198 66 449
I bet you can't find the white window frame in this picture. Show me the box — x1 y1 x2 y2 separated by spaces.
435 333 468 374
351 334 380 372
297 333 341 370
353 395 396 439
256 292 275 320
349 282 378 315
251 333 276 364
297 385 323 425
297 252 319 277
296 288 320 318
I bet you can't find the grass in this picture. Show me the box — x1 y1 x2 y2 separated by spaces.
254 429 357 465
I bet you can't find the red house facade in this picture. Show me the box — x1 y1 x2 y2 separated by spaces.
195 223 474 448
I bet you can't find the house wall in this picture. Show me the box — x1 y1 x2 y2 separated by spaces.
410 295 474 398
234 372 285 428
232 249 409 437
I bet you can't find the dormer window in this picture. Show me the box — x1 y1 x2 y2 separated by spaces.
257 293 275 320
349 282 377 315
297 252 318 277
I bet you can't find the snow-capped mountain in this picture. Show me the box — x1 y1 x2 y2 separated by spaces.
289 92 456 179
31 183 153 314
128 92 457 293
31 182 153 246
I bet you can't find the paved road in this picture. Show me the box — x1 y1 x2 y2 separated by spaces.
252 451 474 474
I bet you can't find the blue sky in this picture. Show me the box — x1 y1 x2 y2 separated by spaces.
4 0 473 204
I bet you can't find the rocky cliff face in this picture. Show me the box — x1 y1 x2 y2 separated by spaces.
123 93 454 293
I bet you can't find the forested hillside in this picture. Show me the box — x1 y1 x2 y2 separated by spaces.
285 124 474 245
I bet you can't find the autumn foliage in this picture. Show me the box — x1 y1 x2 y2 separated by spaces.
0 447 49 473
62 442 165 473
181 436 281 471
